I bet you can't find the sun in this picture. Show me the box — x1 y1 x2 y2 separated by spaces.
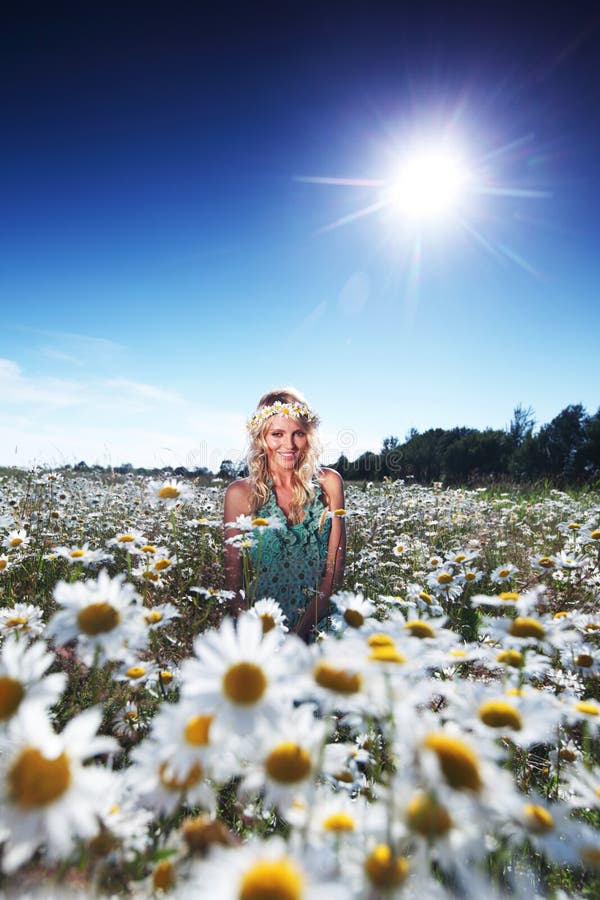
389 145 469 223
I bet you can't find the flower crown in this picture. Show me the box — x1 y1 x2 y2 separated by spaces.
246 400 318 431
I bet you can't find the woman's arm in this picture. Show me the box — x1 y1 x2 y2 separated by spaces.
296 468 346 641
223 480 251 617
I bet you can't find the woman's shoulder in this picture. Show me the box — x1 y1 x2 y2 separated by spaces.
317 467 343 489
224 477 252 500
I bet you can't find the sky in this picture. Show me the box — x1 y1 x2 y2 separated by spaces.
1 0 599 471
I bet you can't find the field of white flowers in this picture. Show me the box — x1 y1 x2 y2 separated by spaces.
0 468 599 898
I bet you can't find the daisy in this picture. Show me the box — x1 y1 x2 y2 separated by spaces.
128 733 216 817
143 695 235 784
112 658 160 689
329 592 379 635
240 704 327 813
0 705 117 873
4 529 29 551
145 478 195 509
0 603 45 639
490 563 519 584
181 614 309 733
47 569 148 666
247 597 289 636
0 554 10 573
141 601 180 631
184 836 347 899
52 542 112 567
0 637 66 726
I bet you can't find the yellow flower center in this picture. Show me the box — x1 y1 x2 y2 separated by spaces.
184 714 214 746
344 608 365 628
478 700 522 731
260 613 276 634
0 559 7 571
118 534 135 543
575 701 600 717
333 508 347 517
537 557 555 569
497 649 524 668
5 615 28 627
160 670 173 685
143 571 160 582
0 677 25 720
252 518 270 527
523 803 554 833
423 733 482 792
576 653 594 668
567 522 581 530
322 812 355 832
144 610 163 624
585 623 600 632
141 544 157 554
404 620 435 639
499 592 519 602
465 572 477 581
367 633 395 648
77 602 120 636
158 486 180 499
369 645 406 663
553 611 568 619
223 662 267 705
265 742 312 784
239 859 304 900
10 537 23 547
125 666 146 680
437 573 453 585
508 617 546 640
591 529 600 541
314 661 362 694
498 569 510 578
364 845 409 888
419 592 433 604
153 860 176 892
450 649 467 658
70 549 86 558
406 792 452 838
8 748 71 808
154 559 171 571
159 761 203 791
454 554 466 563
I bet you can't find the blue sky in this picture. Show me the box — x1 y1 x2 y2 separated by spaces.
1 1 599 470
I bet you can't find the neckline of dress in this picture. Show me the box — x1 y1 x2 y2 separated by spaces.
268 484 322 528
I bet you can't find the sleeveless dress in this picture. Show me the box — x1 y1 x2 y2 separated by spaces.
247 483 331 629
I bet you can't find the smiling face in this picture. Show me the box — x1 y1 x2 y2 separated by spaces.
263 415 308 474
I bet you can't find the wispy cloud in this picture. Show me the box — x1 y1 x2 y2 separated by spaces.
103 378 184 406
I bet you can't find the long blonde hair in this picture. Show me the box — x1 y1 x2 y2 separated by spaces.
247 387 323 524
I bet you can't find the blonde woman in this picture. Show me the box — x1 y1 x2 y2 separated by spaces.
224 388 346 641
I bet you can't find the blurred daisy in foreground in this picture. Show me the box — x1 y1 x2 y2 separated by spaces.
0 705 116 873
240 704 327 813
0 636 66 726
181 614 309 733
184 835 347 899
48 569 148 666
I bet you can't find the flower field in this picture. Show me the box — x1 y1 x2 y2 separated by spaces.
1 468 599 898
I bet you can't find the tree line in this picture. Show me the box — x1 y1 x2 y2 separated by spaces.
330 404 600 487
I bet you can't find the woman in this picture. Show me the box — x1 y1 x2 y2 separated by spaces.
224 388 346 641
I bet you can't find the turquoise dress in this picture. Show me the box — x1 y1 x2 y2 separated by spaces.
247 484 331 629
